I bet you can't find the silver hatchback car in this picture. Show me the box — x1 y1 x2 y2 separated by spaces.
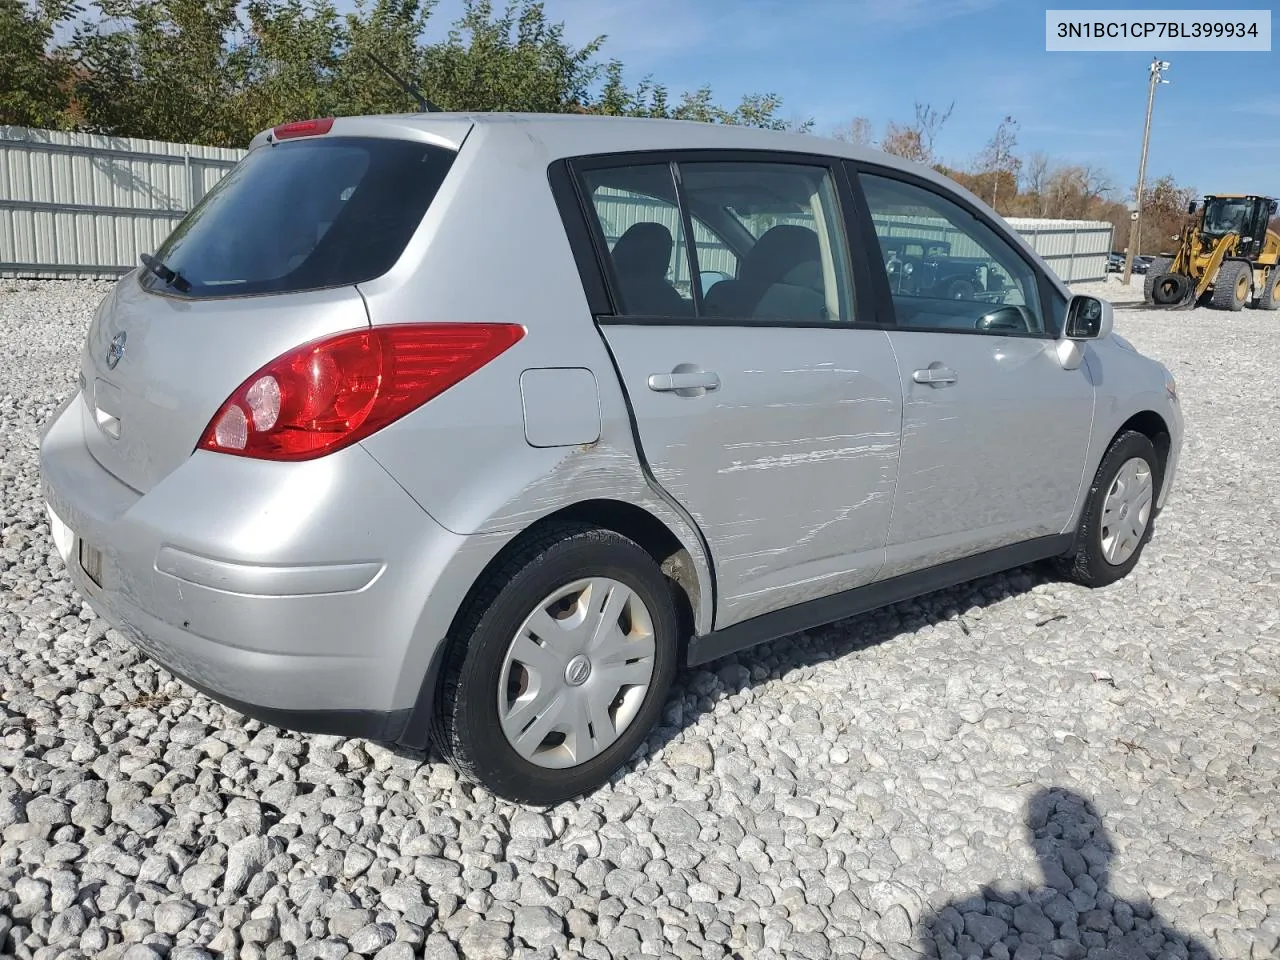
40 114 1182 803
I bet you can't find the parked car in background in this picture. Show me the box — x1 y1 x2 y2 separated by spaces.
1108 253 1152 275
40 113 1183 803
880 236 1008 301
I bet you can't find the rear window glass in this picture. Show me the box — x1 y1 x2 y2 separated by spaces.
143 136 455 299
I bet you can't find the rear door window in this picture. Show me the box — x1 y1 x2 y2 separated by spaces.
144 137 455 299
576 157 856 324
680 161 855 323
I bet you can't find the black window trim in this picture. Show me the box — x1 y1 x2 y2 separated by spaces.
548 159 613 316
551 148 880 330
844 160 1066 341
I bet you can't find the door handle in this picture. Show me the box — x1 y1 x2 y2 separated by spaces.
912 366 958 387
648 371 721 394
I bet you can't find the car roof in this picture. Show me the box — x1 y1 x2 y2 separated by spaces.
245 111 1075 300
250 111 952 188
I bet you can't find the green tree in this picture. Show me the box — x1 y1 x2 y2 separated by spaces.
334 0 433 116
72 0 244 144
731 92 808 132
41 0 810 146
421 0 603 112
0 0 78 128
593 59 630 115
230 0 343 135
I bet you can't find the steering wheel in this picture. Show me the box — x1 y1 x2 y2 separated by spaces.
974 305 1029 333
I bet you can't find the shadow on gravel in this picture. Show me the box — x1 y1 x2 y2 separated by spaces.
633 560 1059 769
917 786 1215 960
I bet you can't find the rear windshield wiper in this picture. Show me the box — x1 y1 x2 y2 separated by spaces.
140 253 191 293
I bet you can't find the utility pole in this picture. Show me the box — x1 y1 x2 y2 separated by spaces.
1123 58 1170 285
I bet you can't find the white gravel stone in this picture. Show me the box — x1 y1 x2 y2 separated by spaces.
1 276 1274 960
153 900 198 935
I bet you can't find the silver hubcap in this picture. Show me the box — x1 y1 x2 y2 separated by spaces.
498 577 656 769
1100 457 1153 566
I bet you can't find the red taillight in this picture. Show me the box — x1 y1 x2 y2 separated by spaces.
273 117 335 140
198 324 525 461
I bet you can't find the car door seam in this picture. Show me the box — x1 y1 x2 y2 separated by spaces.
879 329 906 565
589 319 720 622
1060 347 1101 537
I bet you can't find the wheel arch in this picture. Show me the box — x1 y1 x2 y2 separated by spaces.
1114 410 1171 479
1110 409 1176 517
395 498 710 751
546 498 705 642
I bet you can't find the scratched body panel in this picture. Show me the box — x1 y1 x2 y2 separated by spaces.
356 124 717 633
881 329 1095 579
598 324 903 629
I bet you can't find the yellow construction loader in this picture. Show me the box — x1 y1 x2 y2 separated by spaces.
1144 194 1280 310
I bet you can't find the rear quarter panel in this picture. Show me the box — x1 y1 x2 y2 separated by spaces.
355 124 715 632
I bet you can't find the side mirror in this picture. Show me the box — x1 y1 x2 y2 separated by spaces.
1065 294 1112 341
1187 200 1198 215
1271 200 1278 215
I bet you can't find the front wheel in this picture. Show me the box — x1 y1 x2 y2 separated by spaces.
1059 431 1161 588
433 523 679 805
1210 260 1250 311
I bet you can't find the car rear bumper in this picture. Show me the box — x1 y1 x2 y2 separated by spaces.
39 391 493 741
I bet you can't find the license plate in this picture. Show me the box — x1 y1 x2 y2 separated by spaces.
78 539 103 588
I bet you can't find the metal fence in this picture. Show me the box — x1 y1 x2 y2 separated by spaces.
1005 217 1114 283
1 126 1113 284
0 126 244 279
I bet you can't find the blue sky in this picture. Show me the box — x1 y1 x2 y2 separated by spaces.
423 0 1278 199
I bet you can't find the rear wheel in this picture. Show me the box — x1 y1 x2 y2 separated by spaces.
1210 260 1250 311
433 523 679 804
1250 267 1279 310
1142 257 1173 303
1059 431 1160 588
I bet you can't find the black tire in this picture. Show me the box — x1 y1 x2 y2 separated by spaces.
1149 273 1191 306
1250 267 1279 310
432 523 679 805
946 278 976 300
1142 257 1172 303
1210 260 1250 311
1059 431 1161 588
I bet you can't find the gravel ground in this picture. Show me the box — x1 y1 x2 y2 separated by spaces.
1 277 1277 960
